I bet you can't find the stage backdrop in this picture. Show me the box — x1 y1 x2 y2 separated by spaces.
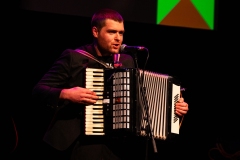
19 0 216 30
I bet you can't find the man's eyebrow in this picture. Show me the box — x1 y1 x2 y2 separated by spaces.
107 29 125 33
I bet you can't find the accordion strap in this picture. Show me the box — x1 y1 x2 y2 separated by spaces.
75 49 114 69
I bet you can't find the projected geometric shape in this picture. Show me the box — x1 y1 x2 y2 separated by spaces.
156 0 215 30
156 0 180 24
191 0 214 30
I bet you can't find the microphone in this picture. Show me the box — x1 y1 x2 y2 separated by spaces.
120 44 146 53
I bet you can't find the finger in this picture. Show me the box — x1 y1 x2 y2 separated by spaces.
176 109 187 115
175 110 183 117
177 102 187 106
84 94 99 100
176 108 187 113
81 87 95 94
84 89 96 95
89 91 97 96
81 98 98 104
178 97 184 103
176 105 188 112
91 95 99 100
176 101 188 108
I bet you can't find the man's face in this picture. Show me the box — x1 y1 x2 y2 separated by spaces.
93 19 124 56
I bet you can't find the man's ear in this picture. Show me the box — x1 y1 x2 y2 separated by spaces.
92 26 98 38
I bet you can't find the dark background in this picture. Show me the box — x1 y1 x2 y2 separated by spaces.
3 0 240 160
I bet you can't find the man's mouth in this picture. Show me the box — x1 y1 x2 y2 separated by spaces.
113 44 120 49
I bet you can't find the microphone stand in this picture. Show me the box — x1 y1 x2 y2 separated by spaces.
132 51 158 160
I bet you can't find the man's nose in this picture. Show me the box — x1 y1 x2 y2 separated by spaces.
115 33 121 40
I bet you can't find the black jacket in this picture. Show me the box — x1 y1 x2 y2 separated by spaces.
32 44 135 151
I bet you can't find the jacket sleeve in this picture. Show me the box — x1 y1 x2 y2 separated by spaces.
32 49 87 109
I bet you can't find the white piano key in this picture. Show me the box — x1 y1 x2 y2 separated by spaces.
85 114 104 119
85 132 105 135
86 68 104 72
85 121 104 124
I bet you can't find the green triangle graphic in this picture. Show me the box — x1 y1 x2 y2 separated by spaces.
156 0 180 24
191 0 215 29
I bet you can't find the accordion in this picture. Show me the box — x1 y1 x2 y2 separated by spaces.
84 67 181 140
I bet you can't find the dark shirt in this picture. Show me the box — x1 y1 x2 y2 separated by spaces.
32 43 135 151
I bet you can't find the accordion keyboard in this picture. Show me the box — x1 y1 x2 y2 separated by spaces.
85 68 105 135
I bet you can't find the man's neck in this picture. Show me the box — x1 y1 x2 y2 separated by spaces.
94 43 112 57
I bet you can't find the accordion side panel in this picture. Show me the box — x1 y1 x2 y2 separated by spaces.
171 84 180 134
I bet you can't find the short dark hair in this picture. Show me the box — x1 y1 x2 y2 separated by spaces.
91 8 124 30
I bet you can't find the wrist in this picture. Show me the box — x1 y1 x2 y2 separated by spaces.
60 89 69 100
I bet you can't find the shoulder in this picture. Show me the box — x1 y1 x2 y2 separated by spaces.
75 44 95 54
57 48 89 65
60 44 95 58
60 49 82 58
